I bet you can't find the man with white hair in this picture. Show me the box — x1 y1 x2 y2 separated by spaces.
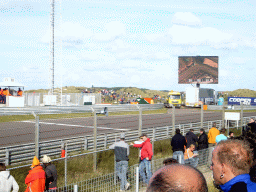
41 155 57 192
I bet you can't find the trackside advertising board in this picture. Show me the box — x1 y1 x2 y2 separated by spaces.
228 97 256 106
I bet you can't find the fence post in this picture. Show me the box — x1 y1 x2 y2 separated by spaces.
114 154 116 186
5 148 9 166
74 184 78 192
166 125 169 138
35 115 40 159
93 111 97 172
178 154 182 164
222 105 225 128
172 106 175 136
240 102 244 128
136 166 139 192
152 128 155 161
104 134 107 150
139 108 142 137
65 142 68 187
84 136 88 151
201 104 203 128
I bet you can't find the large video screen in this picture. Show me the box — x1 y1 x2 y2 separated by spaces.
178 56 218 84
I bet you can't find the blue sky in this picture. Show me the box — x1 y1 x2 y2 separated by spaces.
1 0 256 91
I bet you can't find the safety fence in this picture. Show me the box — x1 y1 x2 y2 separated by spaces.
1 115 253 166
52 147 214 192
0 103 164 116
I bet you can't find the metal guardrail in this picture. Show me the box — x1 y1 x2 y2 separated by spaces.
207 105 256 110
1 115 254 166
0 104 164 116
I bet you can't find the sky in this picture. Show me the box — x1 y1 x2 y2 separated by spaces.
1 0 256 91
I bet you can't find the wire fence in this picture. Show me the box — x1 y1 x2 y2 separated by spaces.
0 110 254 166
52 147 215 192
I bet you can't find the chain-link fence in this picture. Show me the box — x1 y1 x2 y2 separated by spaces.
44 147 215 192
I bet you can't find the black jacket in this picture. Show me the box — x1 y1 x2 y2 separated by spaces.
171 134 187 153
185 131 198 148
247 122 256 133
45 163 58 190
198 133 208 150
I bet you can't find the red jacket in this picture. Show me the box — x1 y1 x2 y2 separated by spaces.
25 165 46 192
133 138 153 160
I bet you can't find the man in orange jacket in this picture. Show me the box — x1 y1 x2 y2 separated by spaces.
25 156 46 192
17 88 23 96
0 88 3 103
208 122 220 146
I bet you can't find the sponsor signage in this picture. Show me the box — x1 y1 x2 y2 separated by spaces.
228 97 256 106
225 112 240 121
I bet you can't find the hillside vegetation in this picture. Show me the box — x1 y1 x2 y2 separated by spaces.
223 89 256 100
25 86 169 99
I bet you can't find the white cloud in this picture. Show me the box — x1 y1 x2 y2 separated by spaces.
107 39 131 52
41 22 92 46
80 50 116 62
94 21 126 41
172 12 202 26
168 25 234 48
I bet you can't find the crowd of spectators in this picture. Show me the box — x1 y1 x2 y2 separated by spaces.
0 88 23 104
0 155 57 192
1 118 255 192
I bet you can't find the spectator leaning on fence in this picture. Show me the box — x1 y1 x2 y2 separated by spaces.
146 164 208 192
0 163 19 192
41 155 58 192
198 128 208 150
208 122 220 146
132 133 153 185
109 133 130 191
215 128 228 144
185 129 198 149
184 144 199 168
171 128 187 164
210 139 256 192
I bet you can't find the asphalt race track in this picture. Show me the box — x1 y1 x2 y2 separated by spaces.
1 109 256 147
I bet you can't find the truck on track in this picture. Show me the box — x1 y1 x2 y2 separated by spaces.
185 87 215 107
164 90 182 108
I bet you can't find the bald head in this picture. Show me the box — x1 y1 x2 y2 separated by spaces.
147 164 208 192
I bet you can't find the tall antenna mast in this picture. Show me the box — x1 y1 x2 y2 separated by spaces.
49 0 55 94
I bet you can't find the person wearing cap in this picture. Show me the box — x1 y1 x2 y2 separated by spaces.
41 155 57 192
109 133 130 191
25 156 46 192
131 133 153 185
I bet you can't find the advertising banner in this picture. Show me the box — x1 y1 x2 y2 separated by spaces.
228 97 256 106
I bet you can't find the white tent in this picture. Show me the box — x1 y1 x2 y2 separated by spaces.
0 81 25 87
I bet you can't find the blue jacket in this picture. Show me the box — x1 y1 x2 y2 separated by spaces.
220 174 256 192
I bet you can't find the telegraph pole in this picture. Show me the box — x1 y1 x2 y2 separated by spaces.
50 0 55 94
